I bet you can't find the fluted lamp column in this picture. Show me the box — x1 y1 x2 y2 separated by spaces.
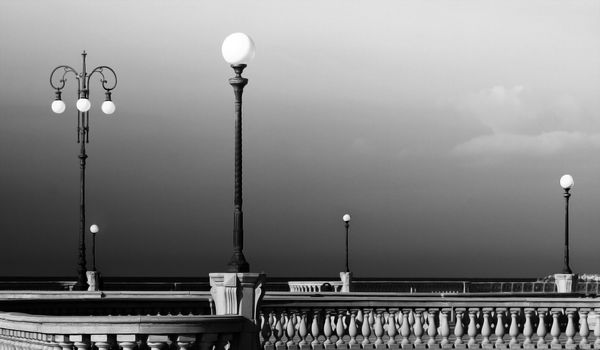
49 51 117 290
222 33 255 273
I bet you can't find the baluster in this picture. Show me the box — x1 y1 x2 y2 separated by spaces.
348 310 359 348
388 309 398 347
579 308 590 349
274 312 285 349
117 335 137 350
261 311 273 348
299 312 310 349
335 310 346 347
177 335 195 350
522 308 533 348
69 337 88 350
565 308 576 348
537 308 548 349
427 308 438 348
401 309 411 348
54 333 71 350
439 308 450 348
373 310 384 347
508 309 519 348
146 336 168 350
362 309 372 348
550 309 562 347
454 308 465 348
593 308 600 349
413 309 425 348
481 308 492 348
90 335 108 350
311 310 321 349
323 310 334 347
495 308 506 348
287 311 299 349
467 308 478 349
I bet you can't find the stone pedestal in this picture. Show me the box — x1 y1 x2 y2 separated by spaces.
86 271 100 291
554 273 574 293
340 271 352 292
209 272 265 322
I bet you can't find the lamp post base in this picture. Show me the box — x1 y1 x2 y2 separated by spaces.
554 273 575 293
86 271 101 291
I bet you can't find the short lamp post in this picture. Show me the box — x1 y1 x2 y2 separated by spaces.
49 51 117 291
340 214 352 292
222 33 255 273
90 224 99 271
87 224 101 292
343 214 351 273
559 174 574 274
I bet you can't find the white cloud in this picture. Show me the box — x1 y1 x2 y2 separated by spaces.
453 131 600 156
452 85 596 156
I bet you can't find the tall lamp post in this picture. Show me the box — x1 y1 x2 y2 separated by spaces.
222 33 255 273
49 51 117 290
559 174 574 274
343 214 351 272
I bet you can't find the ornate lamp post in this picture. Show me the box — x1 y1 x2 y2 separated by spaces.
559 174 574 274
342 214 351 273
221 33 255 273
49 51 117 290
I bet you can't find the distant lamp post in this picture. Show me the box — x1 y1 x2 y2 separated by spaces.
90 224 99 271
50 51 117 290
559 174 574 274
222 33 255 273
343 214 351 272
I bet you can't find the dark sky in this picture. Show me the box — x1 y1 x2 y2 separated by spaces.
1 0 599 278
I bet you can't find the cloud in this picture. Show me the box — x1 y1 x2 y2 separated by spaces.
452 85 596 156
453 131 600 156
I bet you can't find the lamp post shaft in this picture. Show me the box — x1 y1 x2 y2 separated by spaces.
227 64 250 273
92 232 96 271
74 52 90 291
563 190 572 274
345 222 350 273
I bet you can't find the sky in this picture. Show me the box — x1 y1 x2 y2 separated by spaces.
0 0 599 278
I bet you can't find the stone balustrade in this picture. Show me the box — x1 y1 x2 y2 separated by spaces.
259 294 600 349
0 291 212 316
289 282 344 293
0 311 257 350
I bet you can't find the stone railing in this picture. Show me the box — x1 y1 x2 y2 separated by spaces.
0 311 257 350
289 282 344 293
0 290 213 316
259 293 600 349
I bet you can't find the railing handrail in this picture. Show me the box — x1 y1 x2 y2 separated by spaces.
263 291 600 308
0 290 212 300
0 311 249 334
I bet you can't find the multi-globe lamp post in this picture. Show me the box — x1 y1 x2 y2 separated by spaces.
559 174 574 274
222 33 255 273
49 51 117 290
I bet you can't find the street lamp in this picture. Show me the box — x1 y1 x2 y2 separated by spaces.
342 214 351 273
559 174 574 274
90 224 99 271
49 51 117 290
222 33 255 273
